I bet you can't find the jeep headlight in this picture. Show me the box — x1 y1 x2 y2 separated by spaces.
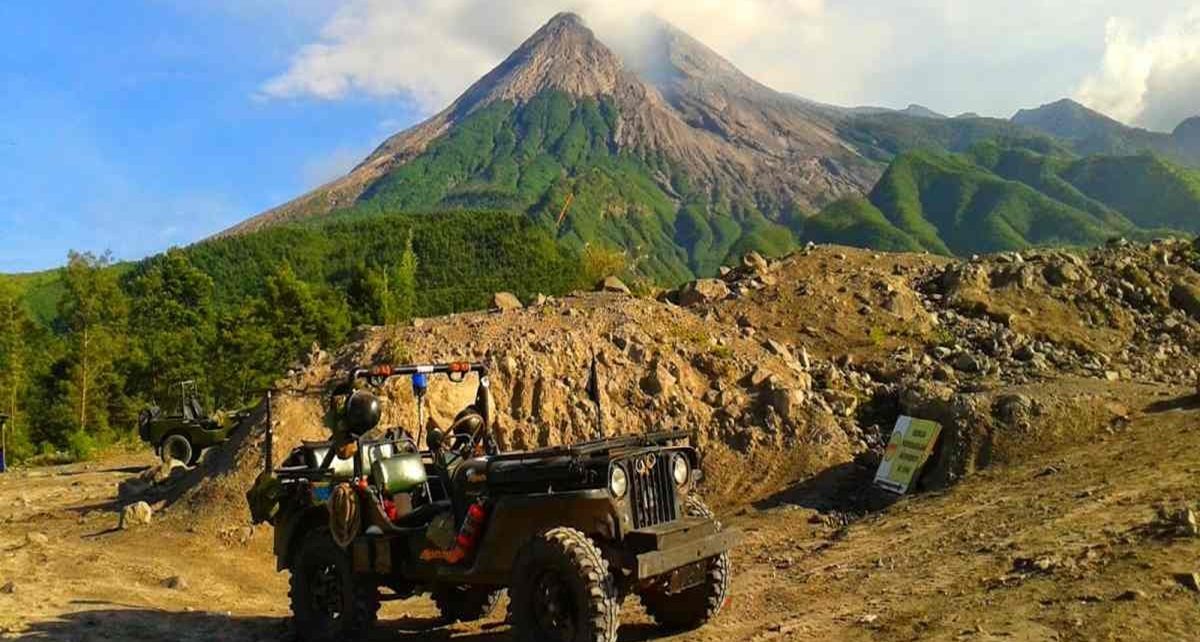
672 454 690 486
610 465 628 499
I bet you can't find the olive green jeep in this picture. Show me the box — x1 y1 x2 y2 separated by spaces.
248 361 737 642
138 381 250 465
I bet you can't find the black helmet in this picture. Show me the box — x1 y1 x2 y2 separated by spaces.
343 390 381 438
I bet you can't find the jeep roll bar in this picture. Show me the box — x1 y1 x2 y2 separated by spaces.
351 362 489 386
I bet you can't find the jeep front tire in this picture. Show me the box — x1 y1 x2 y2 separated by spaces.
639 497 730 631
509 527 619 642
289 529 379 642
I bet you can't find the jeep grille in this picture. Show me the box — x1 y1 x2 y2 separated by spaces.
627 453 678 529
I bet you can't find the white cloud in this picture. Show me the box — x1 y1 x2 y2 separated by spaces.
260 1 1198 126
258 0 841 111
1075 7 1200 131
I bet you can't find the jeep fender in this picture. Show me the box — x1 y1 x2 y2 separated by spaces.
275 505 329 571
466 489 619 584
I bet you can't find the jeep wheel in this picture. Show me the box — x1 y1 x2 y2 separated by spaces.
289 530 380 642
509 527 619 642
160 434 193 466
431 585 503 623
640 497 730 631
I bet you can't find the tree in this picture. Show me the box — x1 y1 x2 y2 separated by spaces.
346 262 392 327
392 231 418 324
212 302 276 408
57 251 129 449
0 281 34 458
255 263 350 370
126 248 217 403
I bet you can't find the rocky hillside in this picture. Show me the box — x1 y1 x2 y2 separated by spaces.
173 237 1200 523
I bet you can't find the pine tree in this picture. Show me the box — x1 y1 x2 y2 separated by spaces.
0 281 31 458
57 251 129 451
392 231 418 323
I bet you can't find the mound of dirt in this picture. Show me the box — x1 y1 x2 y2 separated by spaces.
168 239 1200 529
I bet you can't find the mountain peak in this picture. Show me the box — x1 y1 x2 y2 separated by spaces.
450 11 630 111
543 11 585 28
1174 116 1200 145
1011 98 1128 140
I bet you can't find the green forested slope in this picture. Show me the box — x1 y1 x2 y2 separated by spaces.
808 142 1200 256
0 211 588 461
352 91 794 282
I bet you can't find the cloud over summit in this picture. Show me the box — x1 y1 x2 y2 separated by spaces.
260 1 1200 131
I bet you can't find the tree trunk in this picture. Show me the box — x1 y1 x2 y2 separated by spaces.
79 327 90 431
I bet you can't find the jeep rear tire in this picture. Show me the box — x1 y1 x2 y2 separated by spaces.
509 527 619 642
639 497 730 631
431 585 503 623
289 530 380 642
160 434 193 466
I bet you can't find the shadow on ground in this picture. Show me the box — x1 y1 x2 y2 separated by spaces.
1144 393 1200 414
753 453 900 517
13 606 280 641
13 605 668 642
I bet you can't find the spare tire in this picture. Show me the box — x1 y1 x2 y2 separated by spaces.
160 434 193 466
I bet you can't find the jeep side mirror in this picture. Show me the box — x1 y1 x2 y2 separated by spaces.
426 427 445 452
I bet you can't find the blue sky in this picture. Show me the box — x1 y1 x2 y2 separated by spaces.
2 1 1195 272
0 2 424 272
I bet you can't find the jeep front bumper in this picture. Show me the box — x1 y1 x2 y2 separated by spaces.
624 517 739 580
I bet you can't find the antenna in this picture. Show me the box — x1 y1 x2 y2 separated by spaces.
413 372 429 448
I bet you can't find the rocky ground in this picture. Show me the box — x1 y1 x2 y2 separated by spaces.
3 240 1200 640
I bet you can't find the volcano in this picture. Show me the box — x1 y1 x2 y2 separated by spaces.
222 13 887 279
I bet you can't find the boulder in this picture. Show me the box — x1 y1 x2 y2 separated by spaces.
149 459 188 485
1170 283 1200 319
768 386 808 423
119 501 153 529
676 279 730 306
1043 263 1082 286
491 292 523 311
162 575 189 590
639 363 676 396
742 251 770 273
600 276 631 294
24 532 49 547
764 339 794 362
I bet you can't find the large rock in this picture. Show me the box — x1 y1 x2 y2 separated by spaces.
149 459 188 485
742 251 770 273
1042 262 1082 287
676 279 730 306
599 276 631 294
491 292 523 311
1170 283 1200 319
640 363 676 396
119 501 153 529
768 386 808 423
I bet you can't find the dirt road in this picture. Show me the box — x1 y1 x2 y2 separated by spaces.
2 389 1198 641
